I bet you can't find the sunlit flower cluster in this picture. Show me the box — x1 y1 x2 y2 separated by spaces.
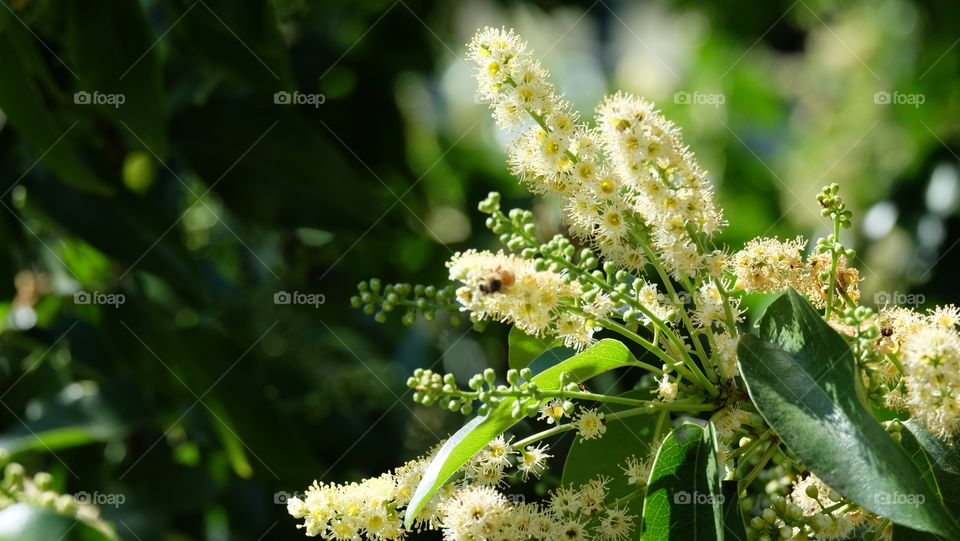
732 236 860 307
595 92 724 278
288 438 633 541
442 477 633 541
448 249 599 348
879 305 960 436
328 25 958 541
468 28 725 280
287 454 440 539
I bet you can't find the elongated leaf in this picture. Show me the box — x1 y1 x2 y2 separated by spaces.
641 423 709 540
0 385 141 455
903 419 960 518
896 422 943 503
641 422 743 540
0 12 111 194
737 289 960 538
404 339 636 527
562 389 662 521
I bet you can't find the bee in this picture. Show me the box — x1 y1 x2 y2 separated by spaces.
880 326 893 337
478 267 515 295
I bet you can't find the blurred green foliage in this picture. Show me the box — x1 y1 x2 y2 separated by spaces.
0 0 958 539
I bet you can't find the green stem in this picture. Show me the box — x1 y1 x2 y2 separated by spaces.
599 319 717 396
551 390 714 411
737 441 779 491
639 242 710 366
824 218 841 317
512 405 658 448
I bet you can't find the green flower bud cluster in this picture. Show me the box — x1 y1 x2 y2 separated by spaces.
352 279 460 325
0 461 117 539
749 495 806 540
479 192 586 271
816 184 852 230
843 305 879 352
750 485 851 541
478 192 539 253
883 420 903 444
815 185 856 263
814 237 856 261
407 366 582 420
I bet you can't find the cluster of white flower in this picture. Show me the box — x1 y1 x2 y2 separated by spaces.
441 477 633 541
732 237 860 307
595 92 724 279
288 440 632 541
287 454 444 539
879 305 960 437
460 435 553 486
447 249 600 349
468 28 724 281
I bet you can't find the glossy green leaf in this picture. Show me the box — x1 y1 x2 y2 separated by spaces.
896 422 943 503
640 422 744 540
737 289 960 538
404 338 636 527
0 503 114 541
526 346 577 377
903 419 960 518
562 389 663 521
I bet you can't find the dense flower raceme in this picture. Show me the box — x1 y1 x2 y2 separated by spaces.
312 27 960 541
287 439 637 541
